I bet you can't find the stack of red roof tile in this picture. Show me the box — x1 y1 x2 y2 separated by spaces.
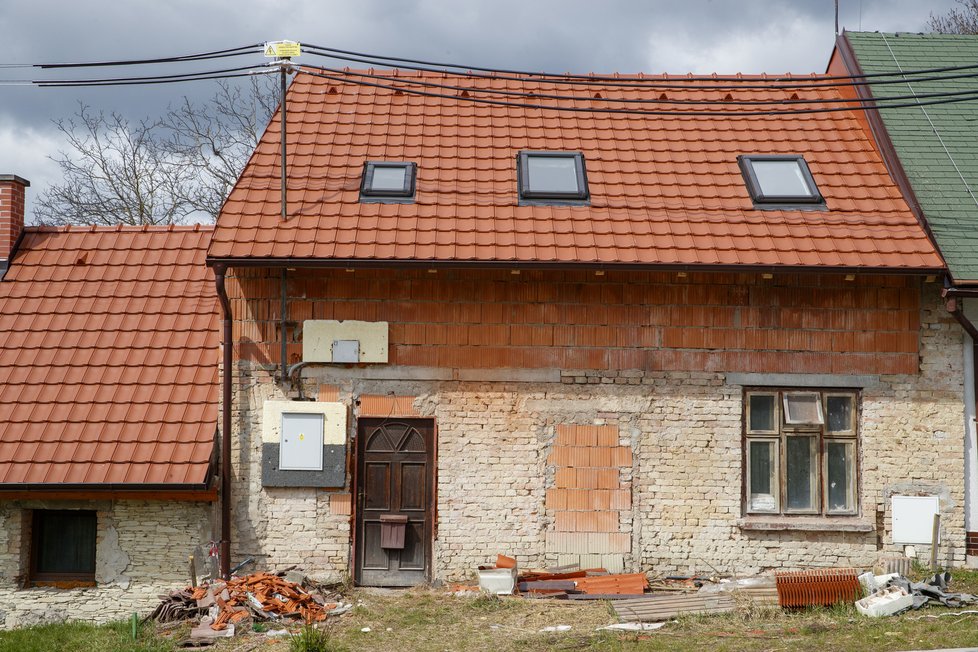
0 225 219 487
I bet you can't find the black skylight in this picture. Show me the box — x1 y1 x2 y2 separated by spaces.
738 155 823 206
360 161 417 202
517 151 589 203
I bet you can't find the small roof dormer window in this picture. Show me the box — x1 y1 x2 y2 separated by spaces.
360 161 417 203
517 151 589 204
738 155 823 207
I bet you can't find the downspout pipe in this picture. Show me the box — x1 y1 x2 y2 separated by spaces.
214 264 233 580
946 293 978 549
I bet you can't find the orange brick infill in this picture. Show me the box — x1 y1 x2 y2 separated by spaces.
553 510 620 533
547 488 631 511
329 493 352 516
357 394 420 417
555 468 620 490
555 425 620 447
317 385 340 402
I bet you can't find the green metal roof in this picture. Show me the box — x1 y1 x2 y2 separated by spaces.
847 31 978 282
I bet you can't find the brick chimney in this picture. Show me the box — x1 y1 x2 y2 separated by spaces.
0 175 29 278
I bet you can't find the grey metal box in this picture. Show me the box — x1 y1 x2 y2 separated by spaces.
280 412 324 471
332 339 360 363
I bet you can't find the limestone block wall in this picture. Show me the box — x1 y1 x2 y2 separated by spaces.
231 309 965 581
229 366 351 581
0 499 214 628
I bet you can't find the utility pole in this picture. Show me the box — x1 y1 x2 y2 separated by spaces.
263 40 301 222
835 0 840 35
263 40 301 384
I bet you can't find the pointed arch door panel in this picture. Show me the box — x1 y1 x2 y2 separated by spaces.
355 418 434 586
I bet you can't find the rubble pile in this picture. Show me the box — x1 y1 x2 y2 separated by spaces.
150 571 350 633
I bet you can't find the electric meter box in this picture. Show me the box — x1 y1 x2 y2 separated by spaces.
261 401 346 487
280 412 324 471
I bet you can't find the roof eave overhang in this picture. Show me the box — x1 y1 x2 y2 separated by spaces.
207 256 943 276
0 483 217 502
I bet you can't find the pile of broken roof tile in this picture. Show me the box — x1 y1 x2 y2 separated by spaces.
151 572 346 631
518 568 649 599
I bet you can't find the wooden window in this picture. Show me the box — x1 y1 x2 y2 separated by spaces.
30 510 97 586
744 390 858 516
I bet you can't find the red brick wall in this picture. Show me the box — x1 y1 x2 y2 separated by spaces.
0 177 28 261
226 267 923 375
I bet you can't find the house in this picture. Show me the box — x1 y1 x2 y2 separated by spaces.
208 64 968 586
829 31 978 566
0 175 221 626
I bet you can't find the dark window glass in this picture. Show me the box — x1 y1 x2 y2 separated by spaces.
738 155 823 205
517 151 588 202
785 436 816 511
748 394 776 432
32 510 96 580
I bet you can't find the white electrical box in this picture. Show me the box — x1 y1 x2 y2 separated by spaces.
303 320 388 363
280 412 324 471
891 495 940 545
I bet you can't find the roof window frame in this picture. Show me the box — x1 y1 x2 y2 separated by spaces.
360 161 417 203
517 150 590 205
738 154 824 208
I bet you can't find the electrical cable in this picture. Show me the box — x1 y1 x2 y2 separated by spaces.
307 63 978 108
36 70 274 88
303 44 978 91
34 64 271 87
34 44 262 69
298 67 978 117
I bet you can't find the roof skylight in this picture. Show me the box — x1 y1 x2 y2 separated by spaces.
517 151 589 203
738 155 823 206
360 161 417 202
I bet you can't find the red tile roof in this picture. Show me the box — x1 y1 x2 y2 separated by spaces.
209 69 942 271
0 225 219 488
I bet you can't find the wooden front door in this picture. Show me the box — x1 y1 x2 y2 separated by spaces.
355 418 434 586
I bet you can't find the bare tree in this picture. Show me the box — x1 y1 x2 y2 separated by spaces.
35 75 277 226
162 76 279 218
928 0 978 34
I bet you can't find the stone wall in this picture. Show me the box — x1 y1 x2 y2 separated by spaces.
226 284 967 582
0 500 214 628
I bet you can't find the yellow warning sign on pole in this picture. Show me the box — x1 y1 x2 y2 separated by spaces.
264 41 301 59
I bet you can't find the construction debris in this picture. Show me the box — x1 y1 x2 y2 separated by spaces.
613 593 738 622
775 568 861 607
150 570 349 636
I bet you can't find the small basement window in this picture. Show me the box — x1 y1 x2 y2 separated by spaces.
30 510 96 586
360 161 417 202
517 151 589 203
738 155 823 206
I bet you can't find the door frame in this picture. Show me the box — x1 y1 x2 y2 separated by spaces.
351 416 437 586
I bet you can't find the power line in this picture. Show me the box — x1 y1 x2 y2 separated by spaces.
304 47 978 92
34 44 262 69
307 64 978 109
299 66 978 117
33 64 269 87
302 42 978 85
34 70 274 88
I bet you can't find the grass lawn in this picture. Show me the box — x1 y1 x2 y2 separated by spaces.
3 570 978 652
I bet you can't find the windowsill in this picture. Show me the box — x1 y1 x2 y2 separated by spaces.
30 579 97 589
737 515 875 533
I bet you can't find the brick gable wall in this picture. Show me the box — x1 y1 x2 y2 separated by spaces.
227 268 923 376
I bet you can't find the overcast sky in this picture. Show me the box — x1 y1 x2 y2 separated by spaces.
0 0 959 219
